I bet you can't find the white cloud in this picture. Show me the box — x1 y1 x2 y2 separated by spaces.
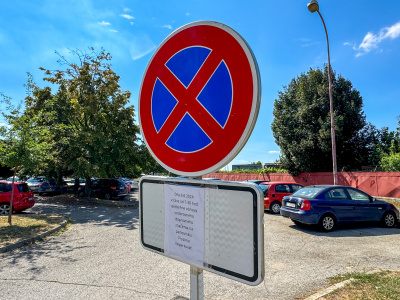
123 8 131 12
98 21 110 26
355 21 400 56
131 46 156 60
120 14 135 20
268 151 280 154
130 35 156 60
161 25 172 30
110 29 118 33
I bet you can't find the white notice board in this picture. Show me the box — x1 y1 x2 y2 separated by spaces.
139 176 264 285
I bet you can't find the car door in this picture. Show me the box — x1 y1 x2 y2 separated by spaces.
346 188 382 222
323 188 355 223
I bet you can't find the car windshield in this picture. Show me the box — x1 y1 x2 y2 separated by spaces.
292 187 324 198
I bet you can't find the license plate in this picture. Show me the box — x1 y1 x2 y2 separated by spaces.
286 202 296 208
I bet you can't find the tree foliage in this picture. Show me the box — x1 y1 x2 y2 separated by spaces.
0 90 52 224
378 117 400 171
0 48 157 196
271 67 370 175
24 48 143 189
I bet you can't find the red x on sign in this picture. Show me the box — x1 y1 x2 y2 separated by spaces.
139 21 260 176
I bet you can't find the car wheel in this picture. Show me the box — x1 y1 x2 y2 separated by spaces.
104 193 111 200
270 201 281 214
382 212 396 228
0 203 10 216
318 214 336 232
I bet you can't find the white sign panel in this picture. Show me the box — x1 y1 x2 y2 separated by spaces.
164 184 205 267
140 176 264 286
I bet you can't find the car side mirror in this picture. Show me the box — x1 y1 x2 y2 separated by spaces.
370 197 375 203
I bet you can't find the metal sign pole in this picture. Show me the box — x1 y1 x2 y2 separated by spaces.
190 266 204 300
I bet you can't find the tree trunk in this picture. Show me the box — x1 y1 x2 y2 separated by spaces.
8 170 16 226
84 177 92 197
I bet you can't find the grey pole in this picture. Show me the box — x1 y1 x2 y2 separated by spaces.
308 0 338 185
190 266 204 300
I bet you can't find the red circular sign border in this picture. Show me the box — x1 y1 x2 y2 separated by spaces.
139 21 260 176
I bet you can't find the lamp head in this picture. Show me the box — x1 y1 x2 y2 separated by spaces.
307 0 319 13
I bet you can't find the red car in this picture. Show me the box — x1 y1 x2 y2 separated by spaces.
259 181 304 214
0 181 35 215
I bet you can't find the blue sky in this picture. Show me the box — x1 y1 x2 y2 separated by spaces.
1 0 400 171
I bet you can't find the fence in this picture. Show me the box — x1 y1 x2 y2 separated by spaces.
205 172 400 198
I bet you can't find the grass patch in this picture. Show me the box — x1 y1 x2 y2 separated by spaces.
323 271 400 299
0 214 66 248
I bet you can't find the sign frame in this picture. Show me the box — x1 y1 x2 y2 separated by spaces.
139 176 265 286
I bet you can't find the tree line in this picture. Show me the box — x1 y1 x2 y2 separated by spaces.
1 50 399 187
272 66 400 175
0 48 164 195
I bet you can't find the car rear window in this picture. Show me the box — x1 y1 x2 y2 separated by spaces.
259 184 270 192
258 184 270 197
292 187 324 198
17 183 30 193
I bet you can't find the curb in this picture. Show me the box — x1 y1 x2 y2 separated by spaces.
304 269 384 300
303 278 354 300
0 218 68 254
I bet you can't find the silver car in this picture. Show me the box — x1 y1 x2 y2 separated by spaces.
26 178 44 193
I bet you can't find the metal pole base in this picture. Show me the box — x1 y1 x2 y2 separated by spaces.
190 266 204 300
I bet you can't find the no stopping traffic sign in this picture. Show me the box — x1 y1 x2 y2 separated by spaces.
139 21 261 176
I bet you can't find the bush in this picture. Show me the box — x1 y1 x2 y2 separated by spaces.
380 153 400 171
216 167 288 174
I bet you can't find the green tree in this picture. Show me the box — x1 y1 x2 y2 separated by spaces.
379 117 400 171
271 67 369 175
0 92 51 224
25 48 142 195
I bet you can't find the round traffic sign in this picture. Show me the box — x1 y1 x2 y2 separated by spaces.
139 21 260 176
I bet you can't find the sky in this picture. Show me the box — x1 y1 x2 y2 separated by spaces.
1 0 400 171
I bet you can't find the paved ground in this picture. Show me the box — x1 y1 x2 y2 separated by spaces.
1 192 400 299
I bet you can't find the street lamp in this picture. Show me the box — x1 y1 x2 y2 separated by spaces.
307 0 338 185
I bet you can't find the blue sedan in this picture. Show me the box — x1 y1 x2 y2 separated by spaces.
280 185 399 231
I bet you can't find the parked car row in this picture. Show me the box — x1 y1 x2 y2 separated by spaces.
1 176 398 232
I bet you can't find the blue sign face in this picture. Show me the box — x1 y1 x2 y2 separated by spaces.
151 46 233 153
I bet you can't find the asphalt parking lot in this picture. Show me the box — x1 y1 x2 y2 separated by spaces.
0 192 399 300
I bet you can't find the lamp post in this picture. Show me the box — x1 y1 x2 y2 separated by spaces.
307 0 338 185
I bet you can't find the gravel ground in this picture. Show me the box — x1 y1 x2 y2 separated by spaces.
0 192 399 300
